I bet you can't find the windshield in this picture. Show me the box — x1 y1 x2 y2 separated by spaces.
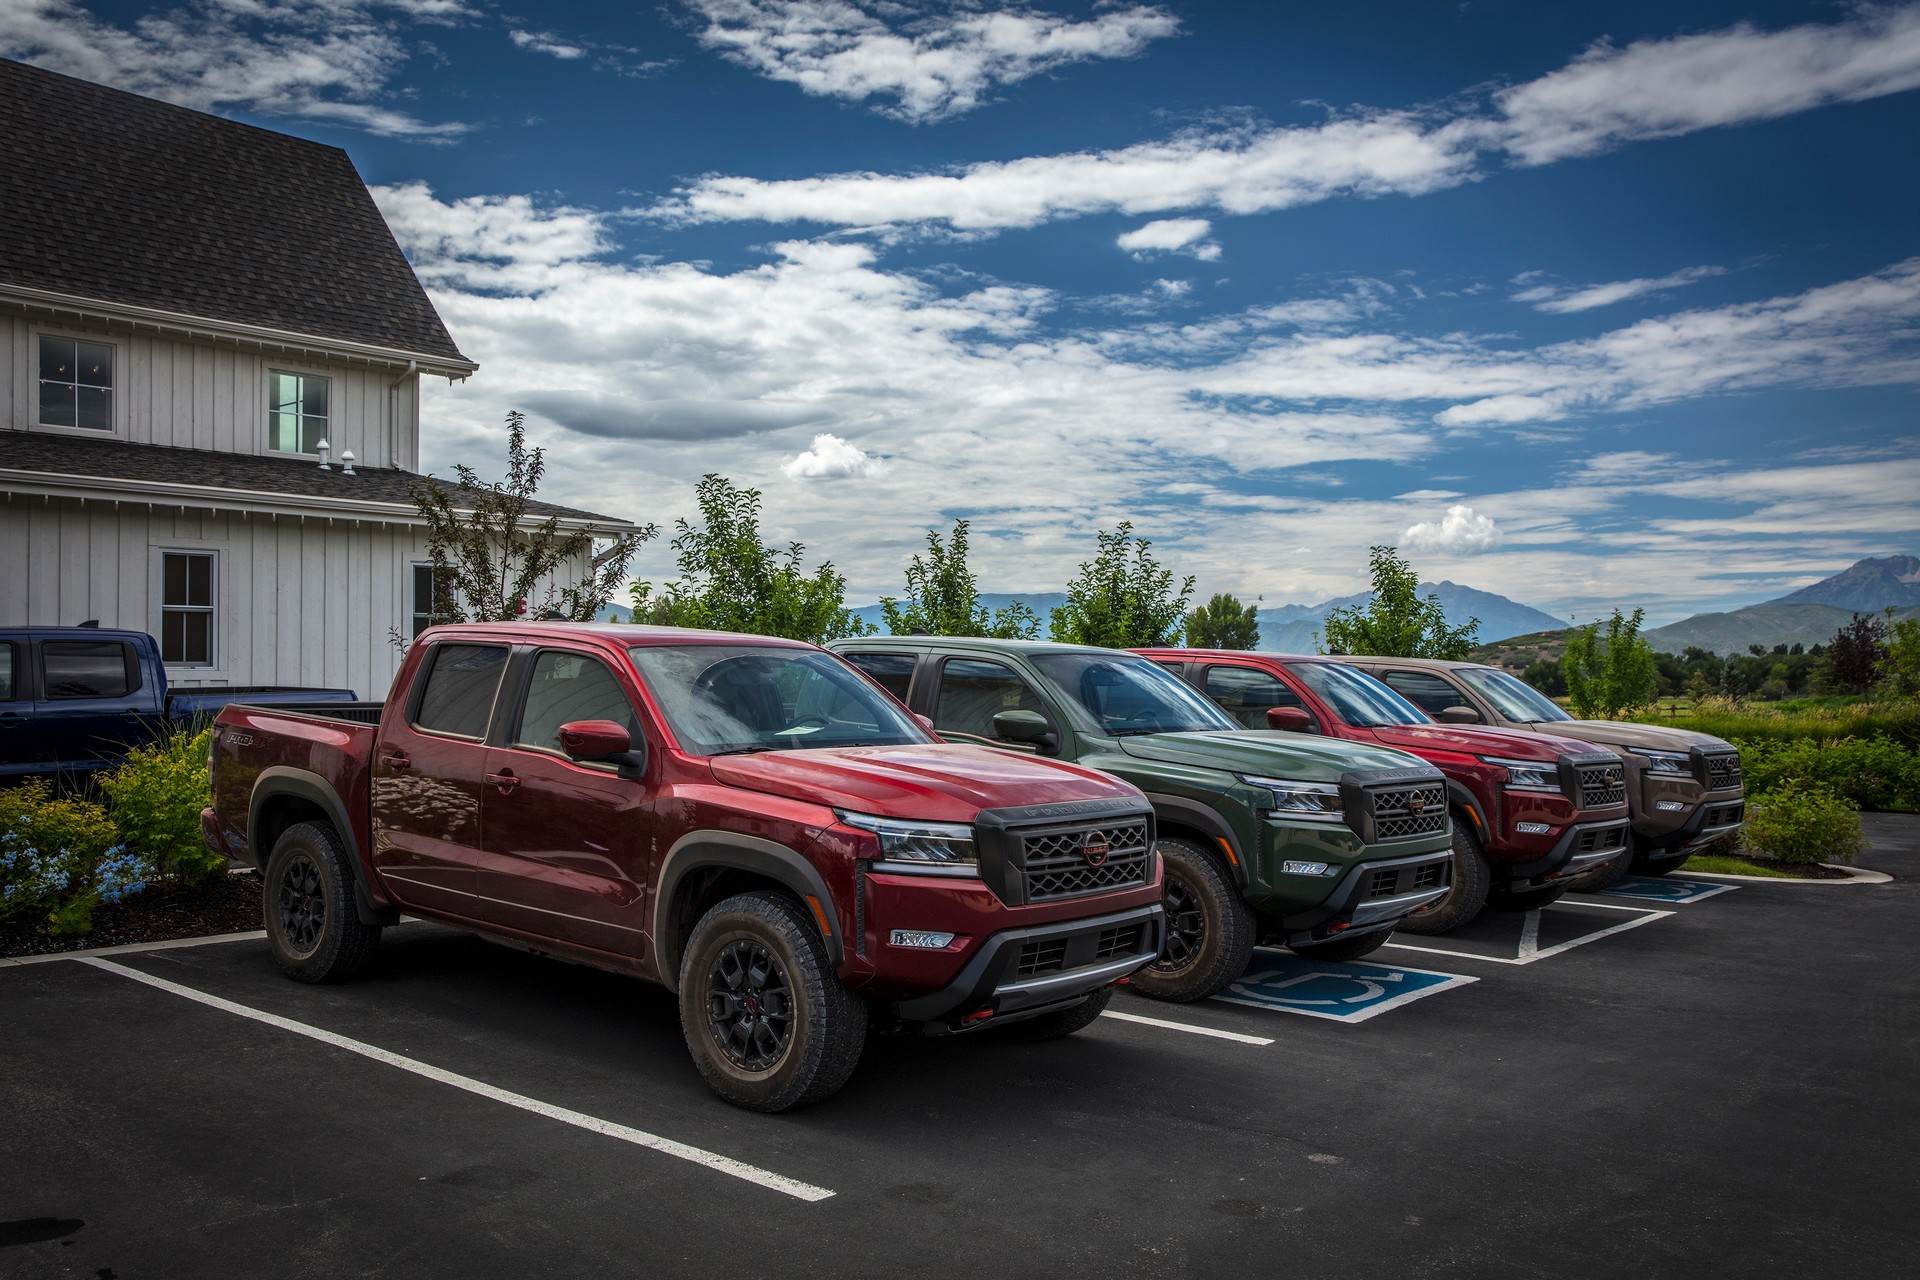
1030 652 1237 736
628 645 931 755
1458 666 1572 722
1285 662 1430 728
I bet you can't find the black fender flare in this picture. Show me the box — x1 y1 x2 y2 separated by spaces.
652 831 844 993
1140 792 1248 888
249 767 396 927
1446 779 1490 844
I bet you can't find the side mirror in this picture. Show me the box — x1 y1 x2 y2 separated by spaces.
1438 706 1482 724
913 712 936 732
559 720 646 773
993 708 1057 750
1267 706 1315 732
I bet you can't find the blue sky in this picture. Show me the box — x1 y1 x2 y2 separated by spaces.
7 1 1918 623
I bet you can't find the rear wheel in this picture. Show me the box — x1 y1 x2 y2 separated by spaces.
1395 818 1490 935
996 987 1113 1041
679 891 867 1112
1129 837 1255 1003
1291 929 1392 962
263 820 382 983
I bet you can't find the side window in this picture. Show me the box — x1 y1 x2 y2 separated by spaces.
842 652 916 702
41 641 135 700
1379 669 1471 717
268 370 329 454
0 643 15 701
411 564 456 637
515 651 640 753
1202 665 1300 730
412 644 508 739
934 658 1049 742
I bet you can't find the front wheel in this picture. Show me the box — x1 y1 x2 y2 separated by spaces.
678 891 867 1113
1395 819 1490 935
1129 837 1255 1003
996 987 1113 1041
263 821 382 983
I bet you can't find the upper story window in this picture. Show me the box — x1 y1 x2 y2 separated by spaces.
269 371 329 454
39 336 114 431
160 551 216 666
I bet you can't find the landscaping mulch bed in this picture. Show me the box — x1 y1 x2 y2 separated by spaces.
0 872 263 959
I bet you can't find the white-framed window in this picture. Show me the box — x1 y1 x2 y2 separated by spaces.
159 550 217 667
268 369 330 454
37 334 116 432
411 562 458 636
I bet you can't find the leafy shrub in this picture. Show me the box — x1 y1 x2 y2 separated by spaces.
1732 735 1920 812
97 726 224 884
1741 782 1866 866
0 781 146 934
1631 700 1920 749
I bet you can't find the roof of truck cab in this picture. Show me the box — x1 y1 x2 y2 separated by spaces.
831 636 1131 655
416 622 815 647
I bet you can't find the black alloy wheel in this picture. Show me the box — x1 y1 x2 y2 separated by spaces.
705 939 796 1072
1156 872 1205 975
276 852 325 956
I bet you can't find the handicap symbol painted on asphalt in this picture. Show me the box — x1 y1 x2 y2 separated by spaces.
1601 876 1739 904
1213 953 1477 1023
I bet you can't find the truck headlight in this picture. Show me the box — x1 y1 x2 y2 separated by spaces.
836 810 977 874
1241 776 1345 823
1641 750 1690 776
1481 756 1559 791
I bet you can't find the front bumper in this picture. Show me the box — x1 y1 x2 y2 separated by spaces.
1503 816 1631 885
890 902 1164 1031
1643 793 1747 856
1275 847 1453 947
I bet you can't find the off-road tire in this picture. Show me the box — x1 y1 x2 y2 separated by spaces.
996 987 1114 1041
1291 928 1393 962
678 891 867 1113
1567 844 1634 894
1395 819 1491 935
1488 883 1569 911
263 820 382 983
1130 837 1256 1003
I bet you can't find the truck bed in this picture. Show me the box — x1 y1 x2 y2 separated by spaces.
209 703 382 874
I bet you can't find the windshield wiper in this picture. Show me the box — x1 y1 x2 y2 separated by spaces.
708 744 778 756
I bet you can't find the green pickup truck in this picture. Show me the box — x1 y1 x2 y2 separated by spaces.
828 638 1453 1002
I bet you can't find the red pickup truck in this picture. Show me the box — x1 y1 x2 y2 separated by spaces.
204 624 1164 1112
1140 650 1629 933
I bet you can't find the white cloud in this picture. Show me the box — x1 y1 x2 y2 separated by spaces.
510 29 586 60
1516 265 1726 313
782 433 886 479
1117 217 1221 261
654 5 1920 230
0 0 469 137
683 0 1179 122
1434 394 1565 426
1401 504 1503 554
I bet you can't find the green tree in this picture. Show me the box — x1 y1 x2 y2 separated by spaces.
1826 611 1887 697
409 411 655 630
1877 615 1920 698
632 474 870 644
879 519 1039 638
1561 608 1659 718
1185 593 1261 649
1048 522 1194 648
1318 545 1479 658
1520 658 1567 698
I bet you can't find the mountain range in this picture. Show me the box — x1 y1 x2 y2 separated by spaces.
1643 556 1920 653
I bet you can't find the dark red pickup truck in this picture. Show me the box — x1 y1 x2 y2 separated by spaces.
205 624 1163 1111
1140 650 1629 933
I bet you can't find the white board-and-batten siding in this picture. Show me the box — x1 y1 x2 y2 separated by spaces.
2 312 421 470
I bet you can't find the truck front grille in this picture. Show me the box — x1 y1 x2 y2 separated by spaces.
1578 762 1627 809
1702 802 1745 829
1094 923 1147 961
1369 783 1448 841
1015 939 1068 978
1574 826 1628 854
1020 819 1152 902
1361 856 1451 901
1704 753 1743 791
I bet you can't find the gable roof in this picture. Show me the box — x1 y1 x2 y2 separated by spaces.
0 58 468 368
0 432 630 528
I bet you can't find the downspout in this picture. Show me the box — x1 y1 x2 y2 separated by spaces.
388 359 418 471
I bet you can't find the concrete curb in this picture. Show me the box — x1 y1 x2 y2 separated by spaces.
0 929 267 969
1682 863 1893 885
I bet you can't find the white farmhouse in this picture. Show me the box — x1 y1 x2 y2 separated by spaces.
0 59 635 700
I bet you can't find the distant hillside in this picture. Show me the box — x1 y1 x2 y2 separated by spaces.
1766 554 1920 612
1469 629 1573 671
1643 603 1920 655
1255 580 1564 653
848 593 1068 634
595 603 633 623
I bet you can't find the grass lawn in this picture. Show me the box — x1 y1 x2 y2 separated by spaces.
1681 854 1807 879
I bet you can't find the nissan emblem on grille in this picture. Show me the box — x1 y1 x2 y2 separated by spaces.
1082 832 1111 866
1408 793 1426 816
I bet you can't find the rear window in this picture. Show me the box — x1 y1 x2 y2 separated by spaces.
0 643 13 701
412 644 508 739
41 640 134 699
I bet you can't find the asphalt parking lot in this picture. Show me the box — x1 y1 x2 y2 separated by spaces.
5 818 1917 1280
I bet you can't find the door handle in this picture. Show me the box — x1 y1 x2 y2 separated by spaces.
484 769 520 795
379 749 412 772
0 711 20 728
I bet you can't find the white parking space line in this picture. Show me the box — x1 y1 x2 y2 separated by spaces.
1384 904 1675 966
0 930 267 969
75 958 835 1203
1099 1009 1274 1046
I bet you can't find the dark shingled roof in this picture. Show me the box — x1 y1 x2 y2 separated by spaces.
0 432 627 525
0 58 468 365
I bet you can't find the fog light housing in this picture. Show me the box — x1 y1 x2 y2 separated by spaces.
888 929 955 949
1282 860 1331 876
1657 800 1687 812
1515 821 1552 835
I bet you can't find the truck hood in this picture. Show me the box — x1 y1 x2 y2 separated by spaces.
1514 719 1734 756
707 743 1135 824
1115 730 1427 780
1367 722 1613 761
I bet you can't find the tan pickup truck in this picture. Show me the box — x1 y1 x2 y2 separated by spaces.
1336 656 1745 889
